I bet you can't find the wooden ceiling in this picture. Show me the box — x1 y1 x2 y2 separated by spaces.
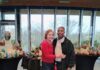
0 0 100 9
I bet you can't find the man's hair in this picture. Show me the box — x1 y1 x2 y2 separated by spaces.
58 26 65 31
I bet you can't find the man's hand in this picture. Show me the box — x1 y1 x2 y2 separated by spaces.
62 54 66 59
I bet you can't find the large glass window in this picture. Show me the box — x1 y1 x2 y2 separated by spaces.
1 9 99 51
43 14 54 32
56 10 67 36
81 11 92 47
20 9 29 52
4 14 15 20
0 10 16 42
68 10 80 47
30 9 55 48
3 10 15 20
43 9 54 38
0 25 15 40
94 11 100 47
31 14 42 47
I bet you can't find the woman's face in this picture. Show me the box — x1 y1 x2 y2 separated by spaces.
47 31 54 42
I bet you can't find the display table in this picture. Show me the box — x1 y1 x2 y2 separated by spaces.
0 57 22 70
76 55 98 70
21 56 40 70
21 56 29 69
28 58 40 70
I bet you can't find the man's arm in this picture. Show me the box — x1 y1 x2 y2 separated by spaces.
68 41 75 68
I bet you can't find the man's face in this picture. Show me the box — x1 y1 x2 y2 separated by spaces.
57 27 65 39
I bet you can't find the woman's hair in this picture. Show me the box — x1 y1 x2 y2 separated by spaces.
45 29 54 39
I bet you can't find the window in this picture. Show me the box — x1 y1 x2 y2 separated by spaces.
31 14 42 47
81 11 92 47
43 9 54 36
68 10 80 47
3 10 15 20
0 10 16 40
94 11 100 47
0 25 15 40
43 14 54 32
4 14 15 20
56 10 67 36
20 9 29 52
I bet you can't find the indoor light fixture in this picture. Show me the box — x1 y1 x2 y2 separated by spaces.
59 0 71 3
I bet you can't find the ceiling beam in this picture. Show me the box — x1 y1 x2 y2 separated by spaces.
0 0 100 9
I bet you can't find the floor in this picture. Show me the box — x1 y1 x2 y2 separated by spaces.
17 59 100 70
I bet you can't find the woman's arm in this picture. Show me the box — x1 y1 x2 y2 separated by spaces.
41 42 55 59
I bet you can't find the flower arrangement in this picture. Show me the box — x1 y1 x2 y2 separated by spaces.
75 46 100 56
0 39 24 59
0 46 24 59
27 47 42 59
75 40 100 56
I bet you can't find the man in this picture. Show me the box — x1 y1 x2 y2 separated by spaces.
53 27 75 70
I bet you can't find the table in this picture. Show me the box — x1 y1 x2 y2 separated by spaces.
28 59 40 70
0 57 22 70
21 56 40 70
76 55 98 70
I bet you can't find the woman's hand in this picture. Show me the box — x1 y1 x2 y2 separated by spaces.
67 67 71 70
56 54 63 58
56 54 66 58
62 54 66 59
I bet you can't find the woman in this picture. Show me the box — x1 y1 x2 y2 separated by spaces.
41 29 61 70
